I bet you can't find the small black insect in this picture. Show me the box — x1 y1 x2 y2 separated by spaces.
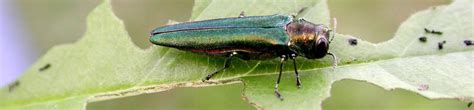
423 28 431 33
464 40 472 46
438 41 446 50
438 43 443 50
432 31 442 35
348 38 358 46
418 36 427 42
424 28 443 35
8 81 20 92
39 63 51 72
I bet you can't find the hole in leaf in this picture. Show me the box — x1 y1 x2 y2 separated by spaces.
322 80 469 110
111 0 193 49
328 0 450 43
15 0 101 54
87 83 254 110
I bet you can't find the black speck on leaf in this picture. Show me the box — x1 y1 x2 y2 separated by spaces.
438 42 444 50
424 28 443 35
8 81 20 92
348 38 357 46
464 40 472 46
39 63 51 72
419 36 427 42
432 31 442 35
424 28 430 33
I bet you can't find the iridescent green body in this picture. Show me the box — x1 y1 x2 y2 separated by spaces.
150 15 295 60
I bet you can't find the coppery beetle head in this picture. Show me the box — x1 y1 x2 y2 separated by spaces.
286 19 332 59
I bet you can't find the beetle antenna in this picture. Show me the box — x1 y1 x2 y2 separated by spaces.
330 18 337 43
296 7 308 17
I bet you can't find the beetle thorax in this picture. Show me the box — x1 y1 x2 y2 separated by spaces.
285 20 329 59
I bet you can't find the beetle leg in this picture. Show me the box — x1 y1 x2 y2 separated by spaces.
327 52 338 69
275 55 287 100
290 54 301 88
238 11 245 18
203 52 237 81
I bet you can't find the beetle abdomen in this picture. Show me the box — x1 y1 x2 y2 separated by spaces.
150 28 290 58
150 15 295 60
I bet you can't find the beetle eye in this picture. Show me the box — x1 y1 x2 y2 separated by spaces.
316 39 328 51
309 38 329 59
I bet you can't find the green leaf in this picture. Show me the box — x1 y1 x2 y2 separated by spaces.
0 0 472 110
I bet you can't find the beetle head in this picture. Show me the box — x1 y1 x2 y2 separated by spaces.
286 19 331 59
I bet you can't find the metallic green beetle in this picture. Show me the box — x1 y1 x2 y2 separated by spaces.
150 13 337 100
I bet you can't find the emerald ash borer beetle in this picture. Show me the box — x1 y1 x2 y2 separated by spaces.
150 13 337 100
